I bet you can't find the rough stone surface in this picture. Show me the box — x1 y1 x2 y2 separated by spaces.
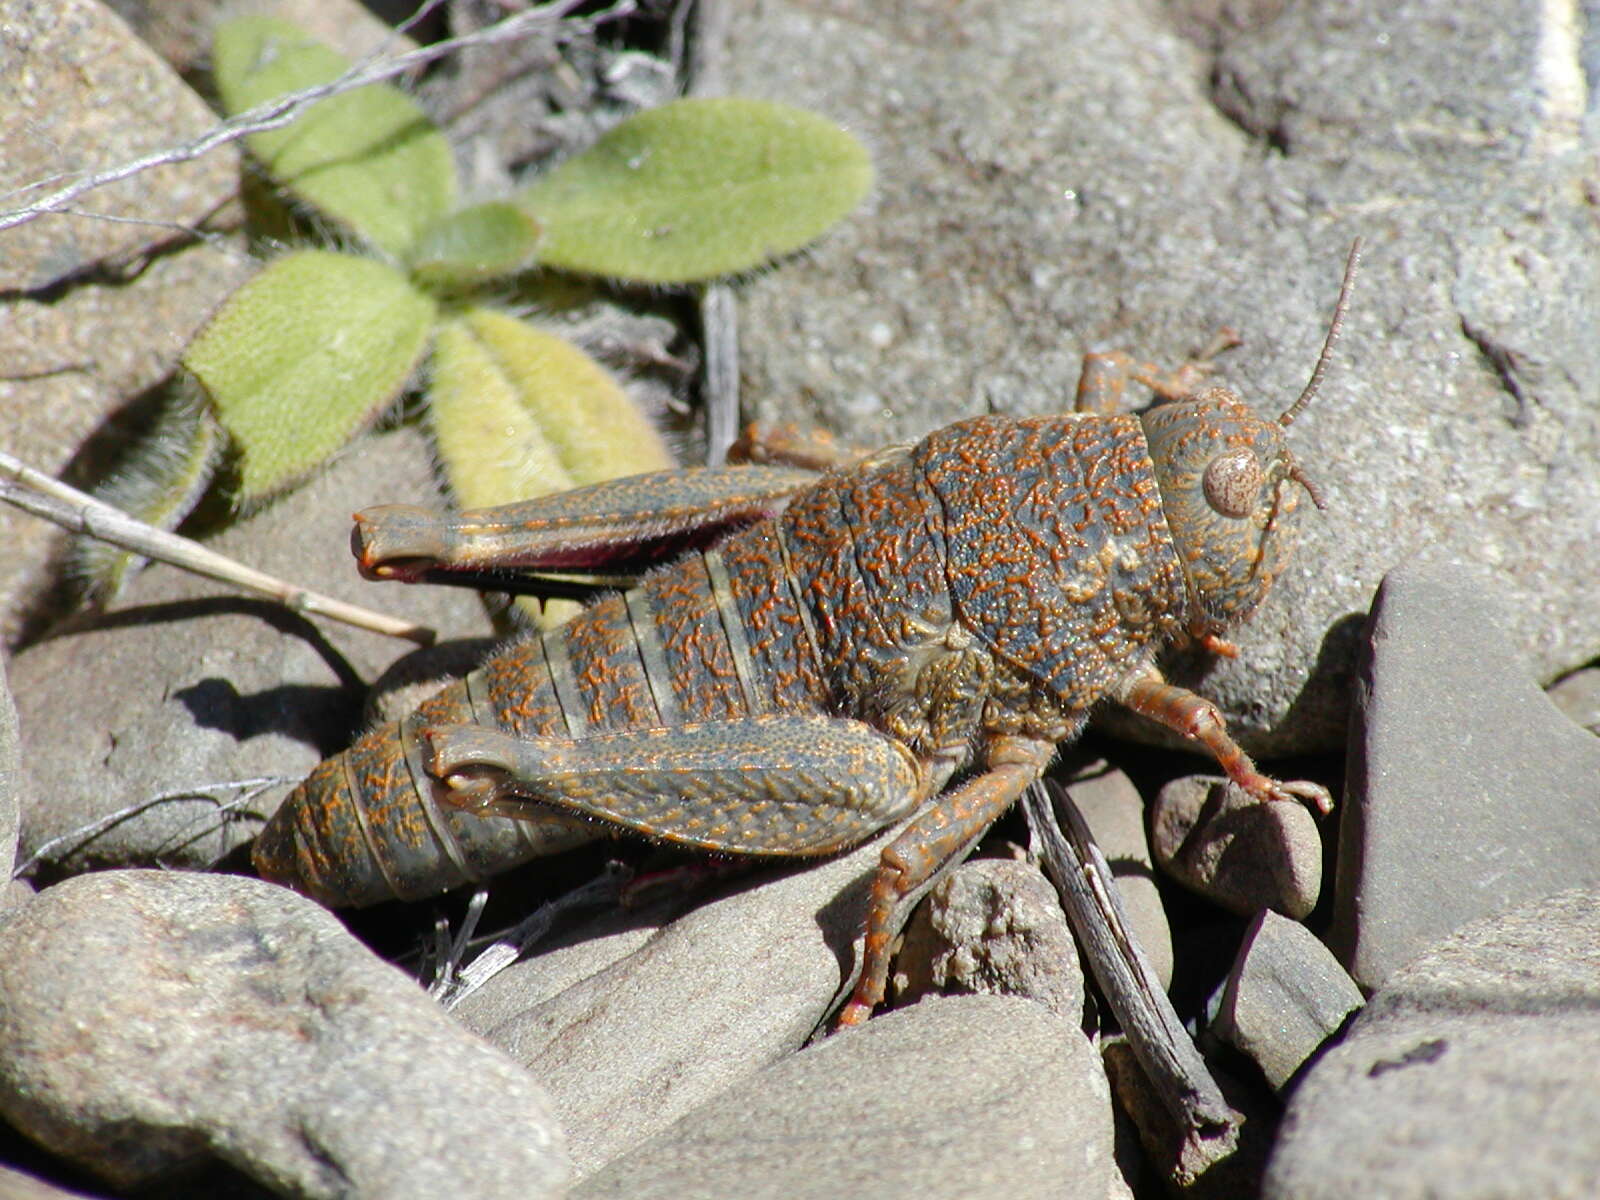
1333 559 1600 990
894 857 1085 1024
1065 757 1174 988
12 428 489 877
573 994 1116 1199
1213 910 1364 1093
0 656 18 882
1151 775 1323 919
106 0 410 78
0 1162 102 1199
450 893 677 1039
0 870 569 1197
725 0 1600 755
0 1 252 638
0 0 237 292
1266 888 1600 1200
467 830 904 1176
1548 665 1600 736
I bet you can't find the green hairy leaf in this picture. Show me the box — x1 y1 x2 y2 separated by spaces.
211 16 456 257
409 203 544 289
70 383 224 601
520 97 872 283
184 250 436 502
428 314 575 513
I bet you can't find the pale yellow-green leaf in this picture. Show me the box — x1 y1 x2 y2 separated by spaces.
428 309 673 624
212 16 456 257
519 97 872 283
70 382 223 601
409 202 543 289
184 250 436 502
458 309 673 486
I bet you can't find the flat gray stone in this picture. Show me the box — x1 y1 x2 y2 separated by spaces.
1065 758 1174 989
0 870 569 1197
573 994 1116 1199
12 428 489 877
725 0 1600 755
1332 559 1600 989
893 857 1085 1024
1266 888 1600 1200
1213 910 1364 1092
470 830 904 1176
1151 775 1323 919
450 894 675 1038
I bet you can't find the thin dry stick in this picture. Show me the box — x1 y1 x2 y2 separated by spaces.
0 449 435 645
11 775 292 878
1023 777 1242 1184
686 0 741 467
429 865 628 1008
0 0 637 234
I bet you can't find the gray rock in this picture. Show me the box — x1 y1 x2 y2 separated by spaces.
1265 888 1600 1200
449 893 676 1038
0 870 569 1197
0 655 17 882
1332 560 1600 990
574 994 1116 1199
470 829 914 1176
0 879 33 922
0 0 253 640
893 857 1085 1024
1065 758 1174 989
1548 665 1600 736
0 1161 105 1200
1212 910 1364 1092
1151 775 1323 919
725 0 1600 754
12 428 489 877
0 0 238 292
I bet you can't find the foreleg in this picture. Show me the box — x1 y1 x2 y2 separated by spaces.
1114 664 1333 813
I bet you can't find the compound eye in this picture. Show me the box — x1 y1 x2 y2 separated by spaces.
1202 448 1264 517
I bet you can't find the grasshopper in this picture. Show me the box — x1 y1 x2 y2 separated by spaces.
254 247 1358 1025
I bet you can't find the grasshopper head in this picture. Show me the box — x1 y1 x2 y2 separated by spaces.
1138 238 1359 642
1140 387 1321 640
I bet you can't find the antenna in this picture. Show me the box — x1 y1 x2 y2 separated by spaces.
1279 238 1363 428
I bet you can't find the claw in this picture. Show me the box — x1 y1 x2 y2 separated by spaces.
1235 771 1335 816
1266 777 1336 816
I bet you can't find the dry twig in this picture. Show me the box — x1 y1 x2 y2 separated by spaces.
0 449 436 645
0 0 637 235
1023 777 1243 1185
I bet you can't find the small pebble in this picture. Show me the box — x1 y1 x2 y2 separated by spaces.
1212 910 1364 1092
894 857 1086 1023
1151 775 1322 919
